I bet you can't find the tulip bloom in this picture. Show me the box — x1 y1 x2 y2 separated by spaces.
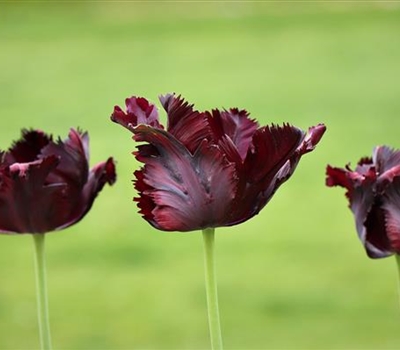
326 146 400 259
0 128 116 350
111 93 325 349
0 128 116 234
111 93 326 232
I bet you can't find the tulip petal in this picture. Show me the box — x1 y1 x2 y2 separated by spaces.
160 93 210 154
0 156 70 233
217 135 243 167
2 129 51 165
382 177 400 254
40 129 89 188
221 124 324 226
83 157 116 198
133 124 237 231
233 124 325 223
111 97 162 131
326 165 360 201
296 124 326 155
134 168 157 222
363 201 393 258
355 157 374 175
58 157 116 230
264 124 326 196
372 146 400 185
276 124 326 187
244 124 305 184
209 108 259 161
373 146 400 174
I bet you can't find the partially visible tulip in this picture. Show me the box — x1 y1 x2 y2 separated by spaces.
0 128 116 350
0 128 116 234
327 145 400 309
327 146 400 259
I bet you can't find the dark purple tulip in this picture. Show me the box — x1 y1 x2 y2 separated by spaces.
0 129 116 234
326 146 400 258
111 93 326 232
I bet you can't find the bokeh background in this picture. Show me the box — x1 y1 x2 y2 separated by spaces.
1 1 400 349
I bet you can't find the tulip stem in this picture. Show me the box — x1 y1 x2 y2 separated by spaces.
396 254 400 308
33 234 52 350
202 228 223 350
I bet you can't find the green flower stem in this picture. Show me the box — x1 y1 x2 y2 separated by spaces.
202 228 223 350
396 254 400 307
33 234 52 350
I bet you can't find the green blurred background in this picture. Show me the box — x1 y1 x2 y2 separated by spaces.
1 2 400 349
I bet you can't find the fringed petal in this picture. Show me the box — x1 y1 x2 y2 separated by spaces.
2 129 51 165
111 96 162 132
160 93 210 154
244 124 305 184
41 128 89 188
209 108 259 161
132 124 237 231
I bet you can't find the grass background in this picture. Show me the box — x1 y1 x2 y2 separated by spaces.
1 1 400 349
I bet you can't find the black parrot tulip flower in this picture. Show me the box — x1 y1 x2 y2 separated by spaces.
0 128 116 234
0 127 116 350
327 146 400 259
111 93 326 231
111 93 325 349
